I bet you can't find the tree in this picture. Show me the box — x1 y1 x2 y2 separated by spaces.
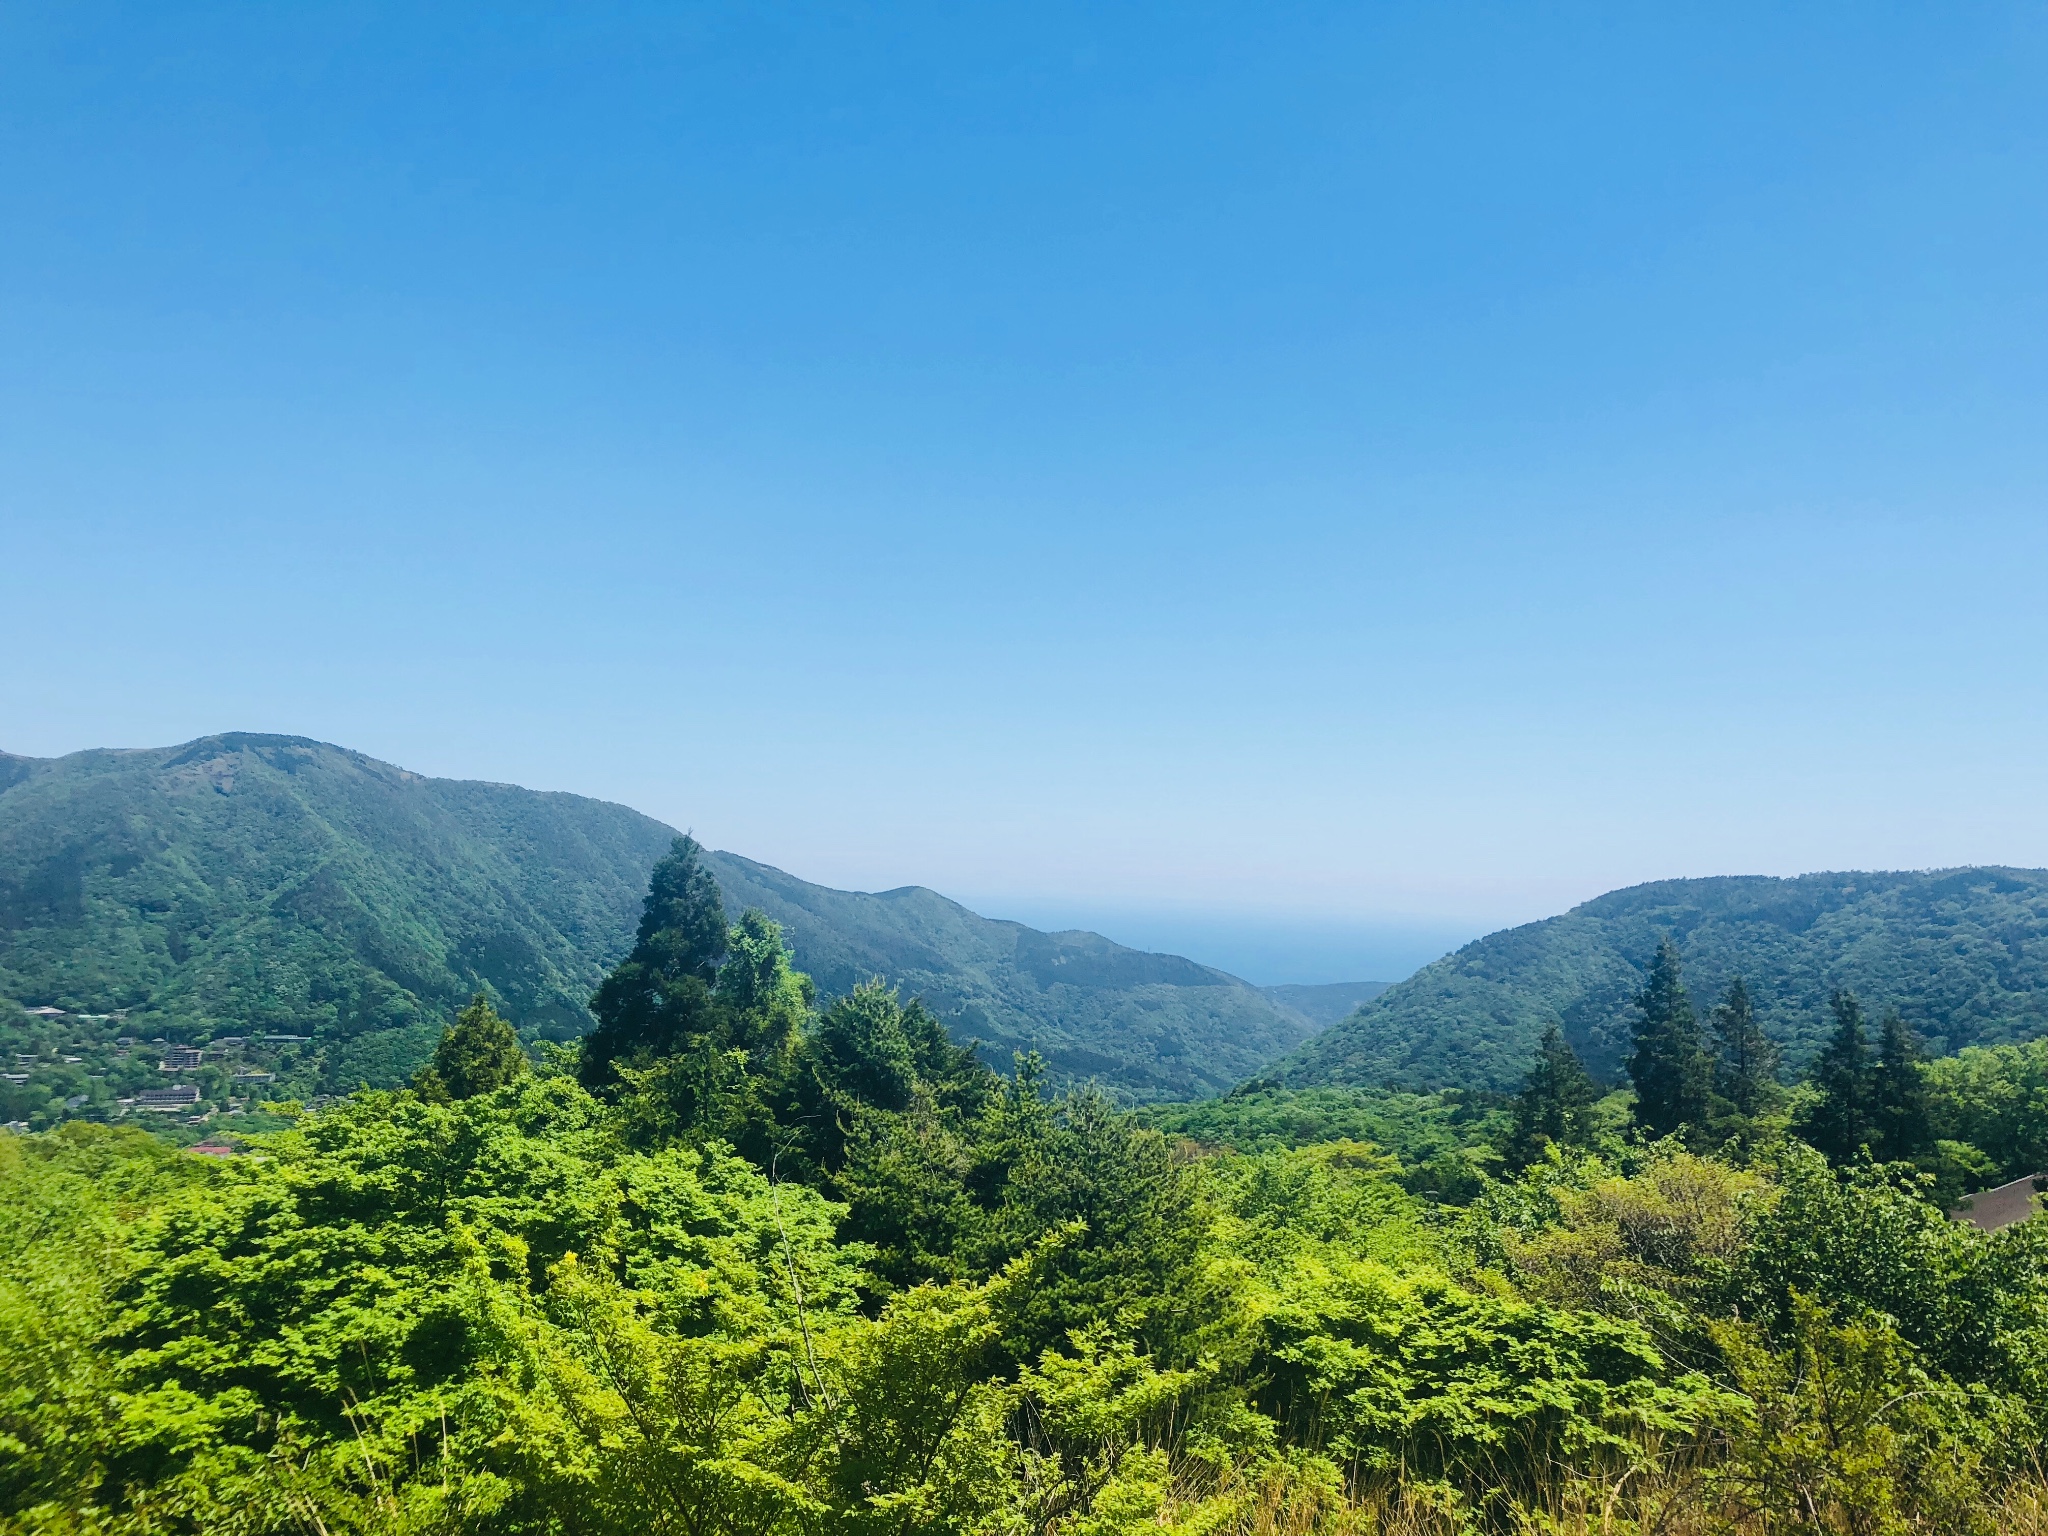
784 982 994 1175
1797 989 1875 1163
415 994 529 1101
715 908 814 1057
582 836 729 1086
1628 937 1712 1139
814 982 921 1116
1711 976 1777 1118
968 1076 1211 1365
1504 1023 1599 1168
810 983 986 1118
1870 1007 1931 1163
1920 1035 2048 1186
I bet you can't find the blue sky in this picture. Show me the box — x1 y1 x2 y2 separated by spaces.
5 2 2047 983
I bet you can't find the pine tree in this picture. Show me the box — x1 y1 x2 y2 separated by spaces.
1505 1023 1599 1168
1870 1006 1931 1162
1628 936 1712 1138
415 993 529 1101
1797 988 1875 1162
581 835 730 1086
1710 975 1777 1117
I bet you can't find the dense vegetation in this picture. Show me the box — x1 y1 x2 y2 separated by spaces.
1254 983 1392 1029
1490 934 2048 1204
0 736 675 1062
7 840 2048 1535
705 853 1315 1098
0 735 1312 1102
1275 869 2048 1092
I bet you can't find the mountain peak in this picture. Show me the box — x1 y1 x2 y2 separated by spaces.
0 734 1315 1100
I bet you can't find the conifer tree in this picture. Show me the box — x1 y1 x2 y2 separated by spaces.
1628 937 1712 1138
1505 1023 1599 1168
715 908 814 1057
415 993 529 1101
582 835 729 1086
1870 1006 1931 1162
1710 975 1777 1117
1797 988 1875 1162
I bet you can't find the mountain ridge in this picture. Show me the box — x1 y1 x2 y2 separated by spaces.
0 733 1315 1099
1269 868 2048 1092
1258 981 1392 1028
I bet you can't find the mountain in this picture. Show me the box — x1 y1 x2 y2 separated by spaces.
1269 870 2048 1093
704 852 1314 1095
1258 981 1391 1029
0 734 1315 1099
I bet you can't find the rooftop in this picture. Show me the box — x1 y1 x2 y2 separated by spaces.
1952 1174 2046 1232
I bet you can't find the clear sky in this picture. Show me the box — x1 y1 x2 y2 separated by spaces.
5 3 2047 984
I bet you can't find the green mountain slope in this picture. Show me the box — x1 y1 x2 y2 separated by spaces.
1258 981 1391 1029
1270 870 2048 1092
706 851 1313 1097
0 734 1313 1098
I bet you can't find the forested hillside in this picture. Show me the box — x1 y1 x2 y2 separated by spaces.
1258 979 1391 1027
0 735 1311 1099
1272 870 2048 1092
708 853 1314 1096
6 842 2047 1536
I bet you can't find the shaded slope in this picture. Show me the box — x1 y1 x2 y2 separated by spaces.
1258 981 1391 1029
1271 870 2048 1092
703 852 1317 1098
0 734 1313 1098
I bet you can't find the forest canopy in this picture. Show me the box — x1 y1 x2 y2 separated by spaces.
1277 868 2048 1092
5 839 2048 1536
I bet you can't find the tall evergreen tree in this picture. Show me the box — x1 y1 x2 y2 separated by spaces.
716 908 814 1057
1797 988 1876 1162
1870 1006 1931 1162
1628 936 1713 1138
1710 976 1777 1117
581 835 730 1086
415 993 529 1101
1504 1023 1599 1168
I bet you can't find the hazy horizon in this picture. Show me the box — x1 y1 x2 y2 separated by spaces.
14 725 2036 992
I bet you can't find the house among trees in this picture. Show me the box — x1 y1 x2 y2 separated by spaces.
135 1085 201 1112
1952 1173 2048 1232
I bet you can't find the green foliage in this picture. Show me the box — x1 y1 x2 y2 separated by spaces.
1924 1033 2048 1184
0 1125 212 1520
0 735 1316 1106
1797 990 1878 1163
1870 1007 1932 1162
1493 1149 1759 1328
10 850 2048 1536
1505 1023 1599 1169
1276 867 2048 1092
711 851 1319 1101
0 735 679 1079
1627 938 1713 1140
418 994 532 1101
581 836 732 1086
1012 1325 1209 1531
812 984 965 1117
1732 1143 2048 1395
1138 1083 1501 1166
1707 1294 2016 1535
969 1080 1213 1365
1710 975 1777 1119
